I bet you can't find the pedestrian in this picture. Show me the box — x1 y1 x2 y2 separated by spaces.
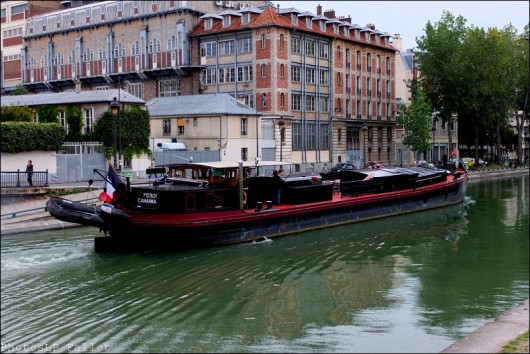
272 170 284 205
26 160 34 186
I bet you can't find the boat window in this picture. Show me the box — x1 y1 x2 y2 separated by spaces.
185 194 196 210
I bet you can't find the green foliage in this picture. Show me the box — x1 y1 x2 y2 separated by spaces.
36 105 59 123
10 85 29 95
400 88 434 152
1 104 34 122
65 104 83 141
0 122 65 153
92 105 151 160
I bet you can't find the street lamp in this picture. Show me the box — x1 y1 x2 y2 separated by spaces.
278 116 285 161
431 124 436 163
110 96 120 170
361 123 368 166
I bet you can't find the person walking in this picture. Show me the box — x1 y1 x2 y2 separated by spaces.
26 160 34 186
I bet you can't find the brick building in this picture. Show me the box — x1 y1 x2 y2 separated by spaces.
1 0 63 93
190 5 398 169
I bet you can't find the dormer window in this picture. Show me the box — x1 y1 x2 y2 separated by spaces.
355 30 360 39
320 21 326 32
375 35 380 44
291 13 298 25
344 27 349 37
333 24 339 34
242 12 249 25
306 18 312 28
365 32 370 42
222 16 231 28
204 18 212 30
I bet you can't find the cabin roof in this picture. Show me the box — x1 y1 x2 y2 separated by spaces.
1 89 144 107
166 161 291 169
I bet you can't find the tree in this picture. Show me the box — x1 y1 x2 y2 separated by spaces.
415 11 467 157
513 24 529 164
92 105 151 161
36 105 59 123
10 85 29 95
400 88 433 158
1 104 34 122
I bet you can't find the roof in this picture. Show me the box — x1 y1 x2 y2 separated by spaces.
146 94 261 117
166 161 292 169
1 89 145 107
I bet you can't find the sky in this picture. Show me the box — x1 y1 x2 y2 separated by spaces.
274 1 529 50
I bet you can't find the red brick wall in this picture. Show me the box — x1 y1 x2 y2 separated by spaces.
3 59 21 80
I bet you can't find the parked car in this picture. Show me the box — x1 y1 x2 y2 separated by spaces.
329 163 356 172
364 161 385 169
461 157 485 167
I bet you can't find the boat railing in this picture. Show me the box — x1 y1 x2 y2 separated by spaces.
165 177 209 188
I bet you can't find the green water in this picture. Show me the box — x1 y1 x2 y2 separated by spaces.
1 175 528 353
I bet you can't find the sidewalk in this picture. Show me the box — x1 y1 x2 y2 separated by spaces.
441 299 529 353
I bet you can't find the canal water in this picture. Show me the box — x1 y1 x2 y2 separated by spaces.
1 175 528 353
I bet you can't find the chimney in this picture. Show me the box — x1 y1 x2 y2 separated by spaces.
75 79 81 93
324 9 335 19
316 4 322 16
366 23 376 30
393 34 402 51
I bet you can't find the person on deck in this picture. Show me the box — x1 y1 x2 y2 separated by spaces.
272 170 284 205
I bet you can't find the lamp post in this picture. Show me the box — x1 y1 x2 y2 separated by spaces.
431 124 436 163
361 123 368 166
278 116 285 162
110 96 120 169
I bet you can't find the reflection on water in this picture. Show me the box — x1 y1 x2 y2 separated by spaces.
1 175 528 353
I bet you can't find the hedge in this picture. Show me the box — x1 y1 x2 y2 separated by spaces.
1 122 66 153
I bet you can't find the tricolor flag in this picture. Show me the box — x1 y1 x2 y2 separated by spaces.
98 164 124 203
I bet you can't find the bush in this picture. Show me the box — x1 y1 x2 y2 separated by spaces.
0 122 66 153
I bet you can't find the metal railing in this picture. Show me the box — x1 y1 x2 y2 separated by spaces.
0 170 49 188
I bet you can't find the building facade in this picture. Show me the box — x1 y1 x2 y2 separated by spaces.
191 5 398 170
1 0 63 93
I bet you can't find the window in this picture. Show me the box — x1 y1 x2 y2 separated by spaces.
320 21 326 32
114 43 125 58
84 108 93 134
237 65 253 82
291 94 301 111
58 110 68 134
241 118 248 136
292 122 301 150
291 13 298 25
319 69 328 85
163 119 171 135
386 57 391 74
159 79 181 97
306 68 315 84
222 15 231 28
98 45 108 60
306 17 312 28
202 68 217 84
261 64 267 78
237 94 254 108
204 18 212 30
321 123 329 149
54 53 64 66
280 93 285 107
178 125 184 135
149 38 161 53
280 34 285 49
11 4 26 15
336 72 342 86
238 37 252 53
291 65 301 82
127 82 143 99
280 64 285 78
167 35 178 51
2 27 23 38
291 37 301 54
336 46 341 59
218 40 235 55
261 93 267 108
305 41 315 56
241 148 248 161
242 13 250 25
218 67 235 83
357 51 362 70
306 96 315 111
320 96 328 112
319 43 328 59
367 53 372 72
307 122 316 150
200 42 217 57
69 50 76 64
1 8 6 20
83 48 93 62
261 34 266 49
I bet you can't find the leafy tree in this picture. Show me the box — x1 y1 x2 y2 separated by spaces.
399 88 433 157
92 105 151 161
1 104 34 122
513 24 529 163
415 11 467 155
36 105 59 123
65 104 83 141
